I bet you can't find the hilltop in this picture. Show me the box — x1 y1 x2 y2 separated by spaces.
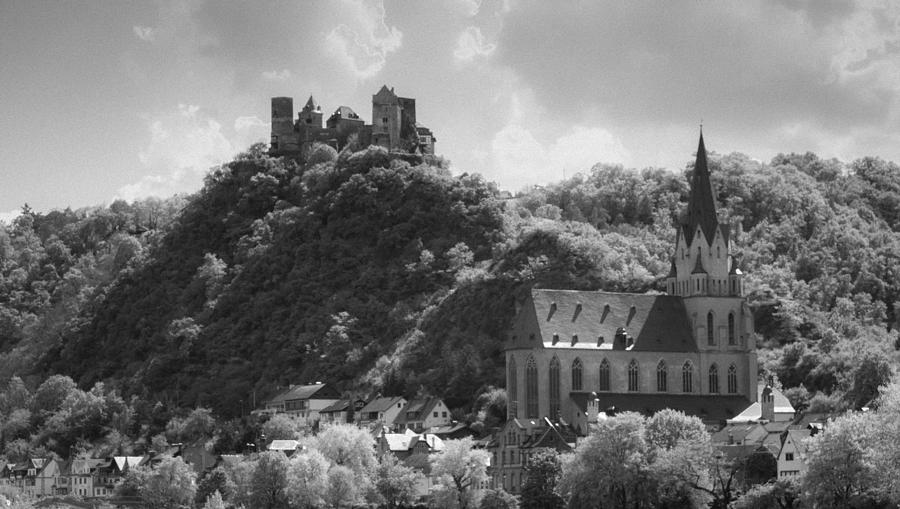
0 142 898 420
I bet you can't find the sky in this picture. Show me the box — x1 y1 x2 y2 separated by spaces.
2 0 900 219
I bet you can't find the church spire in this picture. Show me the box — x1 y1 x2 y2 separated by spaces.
684 130 719 245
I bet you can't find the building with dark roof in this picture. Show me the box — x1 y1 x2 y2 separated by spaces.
269 85 435 159
505 132 758 430
259 382 341 428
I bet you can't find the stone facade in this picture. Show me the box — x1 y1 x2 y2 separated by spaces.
505 133 758 428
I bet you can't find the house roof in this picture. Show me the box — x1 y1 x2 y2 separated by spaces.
394 398 442 424
382 429 418 452
320 399 351 413
729 385 795 422
571 392 751 423
408 434 445 452
268 440 300 451
360 396 405 415
330 105 361 120
266 383 336 405
302 95 320 112
783 429 814 460
428 423 470 436
509 289 698 353
112 456 145 472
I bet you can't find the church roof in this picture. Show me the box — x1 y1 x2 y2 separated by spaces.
572 392 751 423
510 289 698 352
330 105 361 120
683 132 722 246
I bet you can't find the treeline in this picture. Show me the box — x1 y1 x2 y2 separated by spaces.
0 141 899 425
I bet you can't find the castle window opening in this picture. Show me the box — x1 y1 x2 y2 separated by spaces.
599 359 610 391
628 359 639 392
682 361 694 392
709 364 719 393
656 360 667 392
727 364 738 394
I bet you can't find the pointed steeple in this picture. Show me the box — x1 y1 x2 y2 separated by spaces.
684 130 719 246
303 95 320 112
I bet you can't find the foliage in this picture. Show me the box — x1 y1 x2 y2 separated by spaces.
374 453 423 509
479 488 518 509
261 413 303 442
559 410 713 509
130 456 197 509
733 479 801 509
520 448 564 509
285 449 330 509
250 451 291 509
431 437 490 509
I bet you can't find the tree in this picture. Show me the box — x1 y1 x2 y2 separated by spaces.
251 451 290 509
325 464 362 508
479 488 517 509
560 412 652 508
312 423 376 480
374 453 423 509
431 437 490 509
195 468 231 506
138 456 197 509
801 411 882 507
202 490 226 509
733 479 801 509
261 413 302 442
520 448 564 509
166 407 217 443
285 450 329 509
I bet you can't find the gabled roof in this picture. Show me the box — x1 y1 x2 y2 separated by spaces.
360 396 405 415
683 131 722 246
394 398 442 424
373 85 398 103
575 392 751 423
408 434 445 452
330 105 361 120
266 383 338 405
320 399 351 413
302 95 320 112
510 289 697 353
783 429 814 460
382 429 417 452
111 456 145 473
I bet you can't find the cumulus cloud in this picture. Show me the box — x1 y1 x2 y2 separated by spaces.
261 69 291 81
324 0 403 79
0 209 21 225
132 25 156 42
452 0 482 17
234 115 268 149
489 93 628 190
454 26 496 62
118 105 236 201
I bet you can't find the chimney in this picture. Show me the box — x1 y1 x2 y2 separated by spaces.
613 328 627 350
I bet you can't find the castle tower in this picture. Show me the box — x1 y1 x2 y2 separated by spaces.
297 96 323 128
372 85 401 149
270 97 295 152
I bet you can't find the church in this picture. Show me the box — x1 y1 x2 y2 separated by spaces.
505 132 758 431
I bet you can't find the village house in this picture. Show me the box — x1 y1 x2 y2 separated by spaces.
393 397 452 432
356 396 407 429
319 398 365 426
728 382 796 423
1 459 65 498
487 417 576 495
92 456 144 497
259 382 341 428
777 428 815 479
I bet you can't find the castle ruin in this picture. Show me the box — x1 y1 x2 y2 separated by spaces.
269 85 436 159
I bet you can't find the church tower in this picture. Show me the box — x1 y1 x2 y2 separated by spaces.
666 132 753 356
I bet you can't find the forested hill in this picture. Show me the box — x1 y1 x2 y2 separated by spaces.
2 144 899 418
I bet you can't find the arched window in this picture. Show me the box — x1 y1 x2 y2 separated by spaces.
571 358 583 391
727 364 738 394
707 312 715 345
682 361 694 393
628 360 639 392
656 360 667 392
508 356 517 417
526 356 538 418
549 357 560 419
599 359 610 391
709 364 719 393
728 313 736 345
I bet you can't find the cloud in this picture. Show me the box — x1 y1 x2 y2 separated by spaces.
118 105 237 201
454 26 496 62
234 115 268 149
132 25 156 42
261 69 292 81
0 209 20 225
324 0 403 79
452 0 482 17
489 93 628 191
